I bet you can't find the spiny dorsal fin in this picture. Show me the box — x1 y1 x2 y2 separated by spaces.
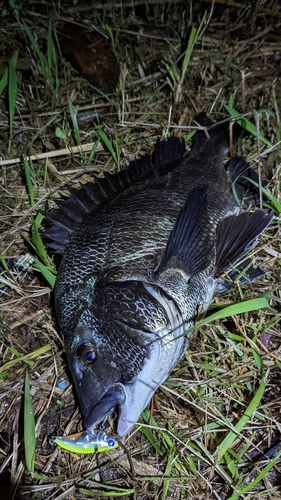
215 209 273 277
42 136 185 254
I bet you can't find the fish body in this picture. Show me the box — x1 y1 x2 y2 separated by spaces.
54 430 118 454
45 113 273 437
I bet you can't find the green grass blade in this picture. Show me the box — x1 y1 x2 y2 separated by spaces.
0 344 52 374
225 451 239 479
6 50 18 152
181 26 199 75
244 176 281 214
20 226 56 284
256 108 276 119
176 19 204 102
46 21 59 104
186 453 199 477
184 130 196 142
68 95 81 146
104 24 116 53
47 22 53 72
162 449 175 500
81 490 135 497
31 211 55 267
8 0 20 23
181 297 269 339
0 251 9 271
138 425 165 457
96 126 119 169
22 21 45 68
8 50 19 69
89 138 101 162
224 104 272 147
215 377 265 461
32 255 56 288
21 20 59 101
228 449 281 500
0 66 8 98
81 483 135 496
24 371 36 474
6 347 33 366
165 58 180 88
251 346 263 373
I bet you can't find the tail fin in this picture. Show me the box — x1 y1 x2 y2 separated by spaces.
191 112 244 155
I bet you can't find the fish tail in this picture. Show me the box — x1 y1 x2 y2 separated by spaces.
192 112 244 154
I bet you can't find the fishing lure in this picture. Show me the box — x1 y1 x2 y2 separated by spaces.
54 430 118 454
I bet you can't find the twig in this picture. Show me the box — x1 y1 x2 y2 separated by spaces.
0 142 103 167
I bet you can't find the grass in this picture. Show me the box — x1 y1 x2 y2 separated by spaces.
96 125 120 170
24 370 36 474
244 177 281 214
0 51 19 153
20 20 60 106
225 102 273 149
0 1 280 499
21 157 57 286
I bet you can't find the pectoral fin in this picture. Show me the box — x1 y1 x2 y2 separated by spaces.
215 209 273 277
158 185 214 275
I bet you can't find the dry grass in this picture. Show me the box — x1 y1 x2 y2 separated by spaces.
0 1 281 499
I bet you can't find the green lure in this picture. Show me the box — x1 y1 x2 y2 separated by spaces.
54 430 118 454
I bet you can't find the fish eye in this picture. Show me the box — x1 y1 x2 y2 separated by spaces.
76 340 96 365
107 438 116 447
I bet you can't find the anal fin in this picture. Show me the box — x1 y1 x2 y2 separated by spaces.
217 257 268 293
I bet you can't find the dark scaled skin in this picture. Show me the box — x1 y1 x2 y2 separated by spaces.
52 115 272 437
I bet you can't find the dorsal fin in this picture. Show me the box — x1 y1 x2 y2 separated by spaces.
42 136 185 254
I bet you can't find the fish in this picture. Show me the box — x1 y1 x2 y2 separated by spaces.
54 430 118 454
44 113 273 438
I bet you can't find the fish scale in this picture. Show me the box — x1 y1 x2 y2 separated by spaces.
44 113 273 437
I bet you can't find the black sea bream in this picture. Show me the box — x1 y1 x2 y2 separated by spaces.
44 113 273 437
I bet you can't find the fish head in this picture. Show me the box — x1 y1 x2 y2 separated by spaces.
64 281 186 437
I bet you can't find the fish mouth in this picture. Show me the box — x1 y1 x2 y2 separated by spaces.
84 383 126 434
83 379 158 437
83 374 171 437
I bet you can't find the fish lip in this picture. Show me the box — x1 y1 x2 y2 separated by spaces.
83 382 139 438
83 382 140 438
84 383 126 432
